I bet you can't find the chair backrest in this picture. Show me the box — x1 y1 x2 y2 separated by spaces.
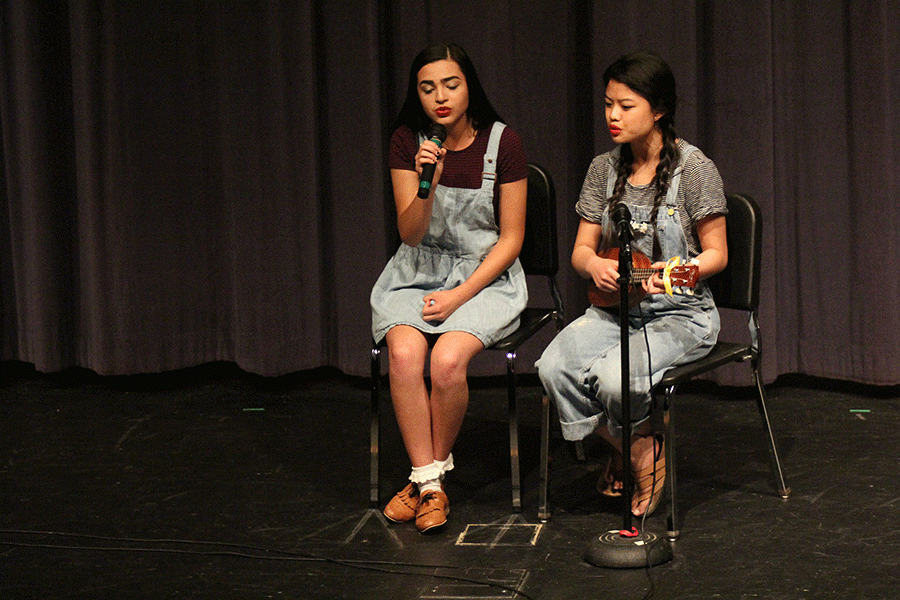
519 163 558 277
705 192 762 312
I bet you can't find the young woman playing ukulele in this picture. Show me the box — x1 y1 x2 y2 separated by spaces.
536 51 728 518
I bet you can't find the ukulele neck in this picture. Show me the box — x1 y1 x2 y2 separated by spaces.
629 268 658 284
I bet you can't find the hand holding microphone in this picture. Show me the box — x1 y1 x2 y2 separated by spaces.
417 123 448 198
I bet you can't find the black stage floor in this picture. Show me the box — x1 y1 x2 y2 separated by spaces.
2 361 898 599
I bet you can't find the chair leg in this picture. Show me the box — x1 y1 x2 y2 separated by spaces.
506 351 522 512
370 345 381 508
663 386 679 541
538 391 551 521
752 362 791 498
574 439 586 462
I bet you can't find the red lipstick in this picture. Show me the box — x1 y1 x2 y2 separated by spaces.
436 107 451 117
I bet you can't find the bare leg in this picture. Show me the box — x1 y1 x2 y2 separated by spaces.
385 325 434 468
428 331 484 461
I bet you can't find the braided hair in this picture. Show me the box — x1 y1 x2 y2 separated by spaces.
603 51 680 233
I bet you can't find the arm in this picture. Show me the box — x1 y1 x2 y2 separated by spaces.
643 213 728 294
391 137 446 246
422 177 527 322
571 154 622 292
571 218 620 293
692 214 728 280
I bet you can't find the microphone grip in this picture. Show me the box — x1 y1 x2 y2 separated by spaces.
418 162 437 198
417 132 445 198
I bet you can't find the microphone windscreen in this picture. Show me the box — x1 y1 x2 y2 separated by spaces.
426 123 447 144
610 202 631 224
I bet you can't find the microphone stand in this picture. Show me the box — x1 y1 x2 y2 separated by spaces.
584 213 673 569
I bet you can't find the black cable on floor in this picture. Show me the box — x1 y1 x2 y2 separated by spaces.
0 529 539 600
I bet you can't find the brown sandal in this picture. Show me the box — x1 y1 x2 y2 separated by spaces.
598 452 624 497
632 434 665 517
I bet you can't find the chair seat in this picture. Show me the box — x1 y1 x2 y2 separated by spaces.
657 342 754 388
491 307 559 352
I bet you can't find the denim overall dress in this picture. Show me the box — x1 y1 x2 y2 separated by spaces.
371 122 527 346
536 143 720 440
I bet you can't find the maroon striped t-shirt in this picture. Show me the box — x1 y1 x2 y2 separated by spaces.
389 123 528 208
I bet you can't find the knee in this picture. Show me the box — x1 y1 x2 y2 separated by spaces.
593 377 621 401
387 342 425 379
536 340 571 392
429 349 468 390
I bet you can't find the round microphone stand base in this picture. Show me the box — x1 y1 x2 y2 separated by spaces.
584 528 673 569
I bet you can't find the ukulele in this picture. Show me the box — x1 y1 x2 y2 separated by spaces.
587 248 699 308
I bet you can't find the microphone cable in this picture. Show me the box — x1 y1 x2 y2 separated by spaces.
633 299 662 600
0 528 540 600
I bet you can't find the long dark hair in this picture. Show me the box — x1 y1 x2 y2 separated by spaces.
604 51 680 231
392 43 504 135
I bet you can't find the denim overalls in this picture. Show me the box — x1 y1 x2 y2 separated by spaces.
536 143 720 440
371 122 527 347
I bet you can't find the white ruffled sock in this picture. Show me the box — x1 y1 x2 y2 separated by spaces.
436 453 454 482
409 462 442 494
410 453 454 495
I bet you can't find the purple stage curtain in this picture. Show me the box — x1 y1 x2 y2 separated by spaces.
2 1 898 384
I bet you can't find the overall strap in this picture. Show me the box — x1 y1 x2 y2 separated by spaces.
481 122 505 189
665 142 698 207
605 145 621 198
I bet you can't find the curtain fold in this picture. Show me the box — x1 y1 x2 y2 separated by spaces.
2 1 899 384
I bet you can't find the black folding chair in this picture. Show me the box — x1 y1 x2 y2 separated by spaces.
655 192 790 539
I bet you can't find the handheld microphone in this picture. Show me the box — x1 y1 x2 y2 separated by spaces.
417 123 448 198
